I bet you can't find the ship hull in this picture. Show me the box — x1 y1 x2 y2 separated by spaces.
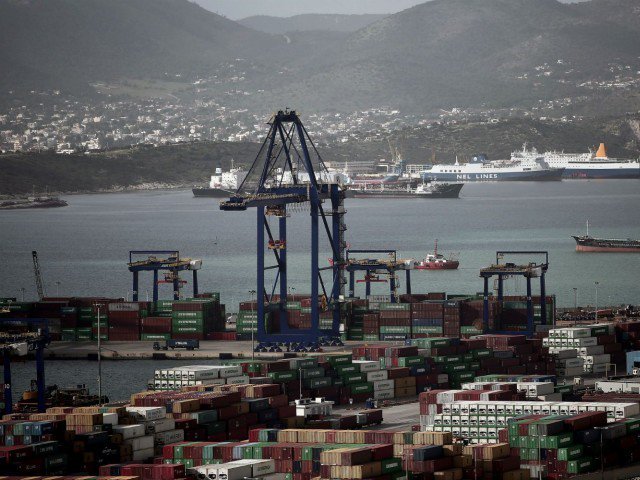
424 169 563 182
575 245 640 253
192 188 234 198
415 261 459 270
572 236 640 253
347 183 463 199
563 168 640 179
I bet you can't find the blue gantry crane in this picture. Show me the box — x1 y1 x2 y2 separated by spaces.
480 251 549 336
220 110 346 352
345 249 415 303
1 318 50 413
127 250 202 302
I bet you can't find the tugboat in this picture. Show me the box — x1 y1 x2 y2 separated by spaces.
14 382 106 413
415 240 460 270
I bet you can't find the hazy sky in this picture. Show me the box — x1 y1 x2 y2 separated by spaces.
194 0 426 20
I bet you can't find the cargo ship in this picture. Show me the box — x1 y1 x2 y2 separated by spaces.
572 221 640 252
514 143 640 179
192 162 247 198
423 154 563 182
572 235 640 252
414 240 459 270
347 182 463 199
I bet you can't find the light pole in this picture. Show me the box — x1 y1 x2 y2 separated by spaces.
299 366 303 401
249 289 256 362
55 281 61 296
594 281 599 323
572 288 578 309
594 426 604 480
96 304 103 405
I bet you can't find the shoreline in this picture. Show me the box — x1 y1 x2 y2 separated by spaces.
0 183 201 199
41 340 357 361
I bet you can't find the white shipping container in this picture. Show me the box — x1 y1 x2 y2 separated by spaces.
584 354 611 365
373 379 395 391
556 366 584 377
615 403 640 418
126 406 167 421
557 358 584 368
193 464 218 480
353 360 380 372
212 365 244 378
124 435 154 451
113 424 146 439
367 370 388 382
577 345 605 356
374 388 395 400
517 382 554 396
132 447 155 462
592 363 608 374
565 328 592 339
154 429 185 445
573 337 598 347
215 462 254 480
102 412 118 426
232 459 276 477
555 349 578 359
109 302 140 312
145 418 175 434
538 393 563 402
226 375 250 385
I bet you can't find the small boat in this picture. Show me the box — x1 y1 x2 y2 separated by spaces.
14 382 106 413
415 240 459 270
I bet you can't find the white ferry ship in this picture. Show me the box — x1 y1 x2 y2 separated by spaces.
422 154 563 182
513 143 640 179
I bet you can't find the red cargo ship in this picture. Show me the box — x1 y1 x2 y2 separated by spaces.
414 240 459 270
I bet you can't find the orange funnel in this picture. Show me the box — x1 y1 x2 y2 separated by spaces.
595 143 607 158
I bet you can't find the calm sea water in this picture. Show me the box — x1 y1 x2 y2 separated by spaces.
1 181 639 399
1 182 638 308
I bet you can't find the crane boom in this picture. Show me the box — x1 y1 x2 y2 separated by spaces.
32 250 45 300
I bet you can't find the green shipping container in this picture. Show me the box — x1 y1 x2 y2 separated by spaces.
558 445 584 461
378 303 410 311
567 457 595 474
141 333 171 341
342 373 367 385
304 377 332 389
268 370 298 382
61 329 77 341
381 458 402 474
335 364 359 375
327 354 352 366
349 382 373 394
542 432 573 449
397 356 424 367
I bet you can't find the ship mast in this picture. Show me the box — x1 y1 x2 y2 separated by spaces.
434 239 438 256
586 220 589 237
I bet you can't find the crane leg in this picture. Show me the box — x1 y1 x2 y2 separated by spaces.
3 350 12 414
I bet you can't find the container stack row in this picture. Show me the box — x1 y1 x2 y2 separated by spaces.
542 324 623 375
0 294 228 342
420 398 640 444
